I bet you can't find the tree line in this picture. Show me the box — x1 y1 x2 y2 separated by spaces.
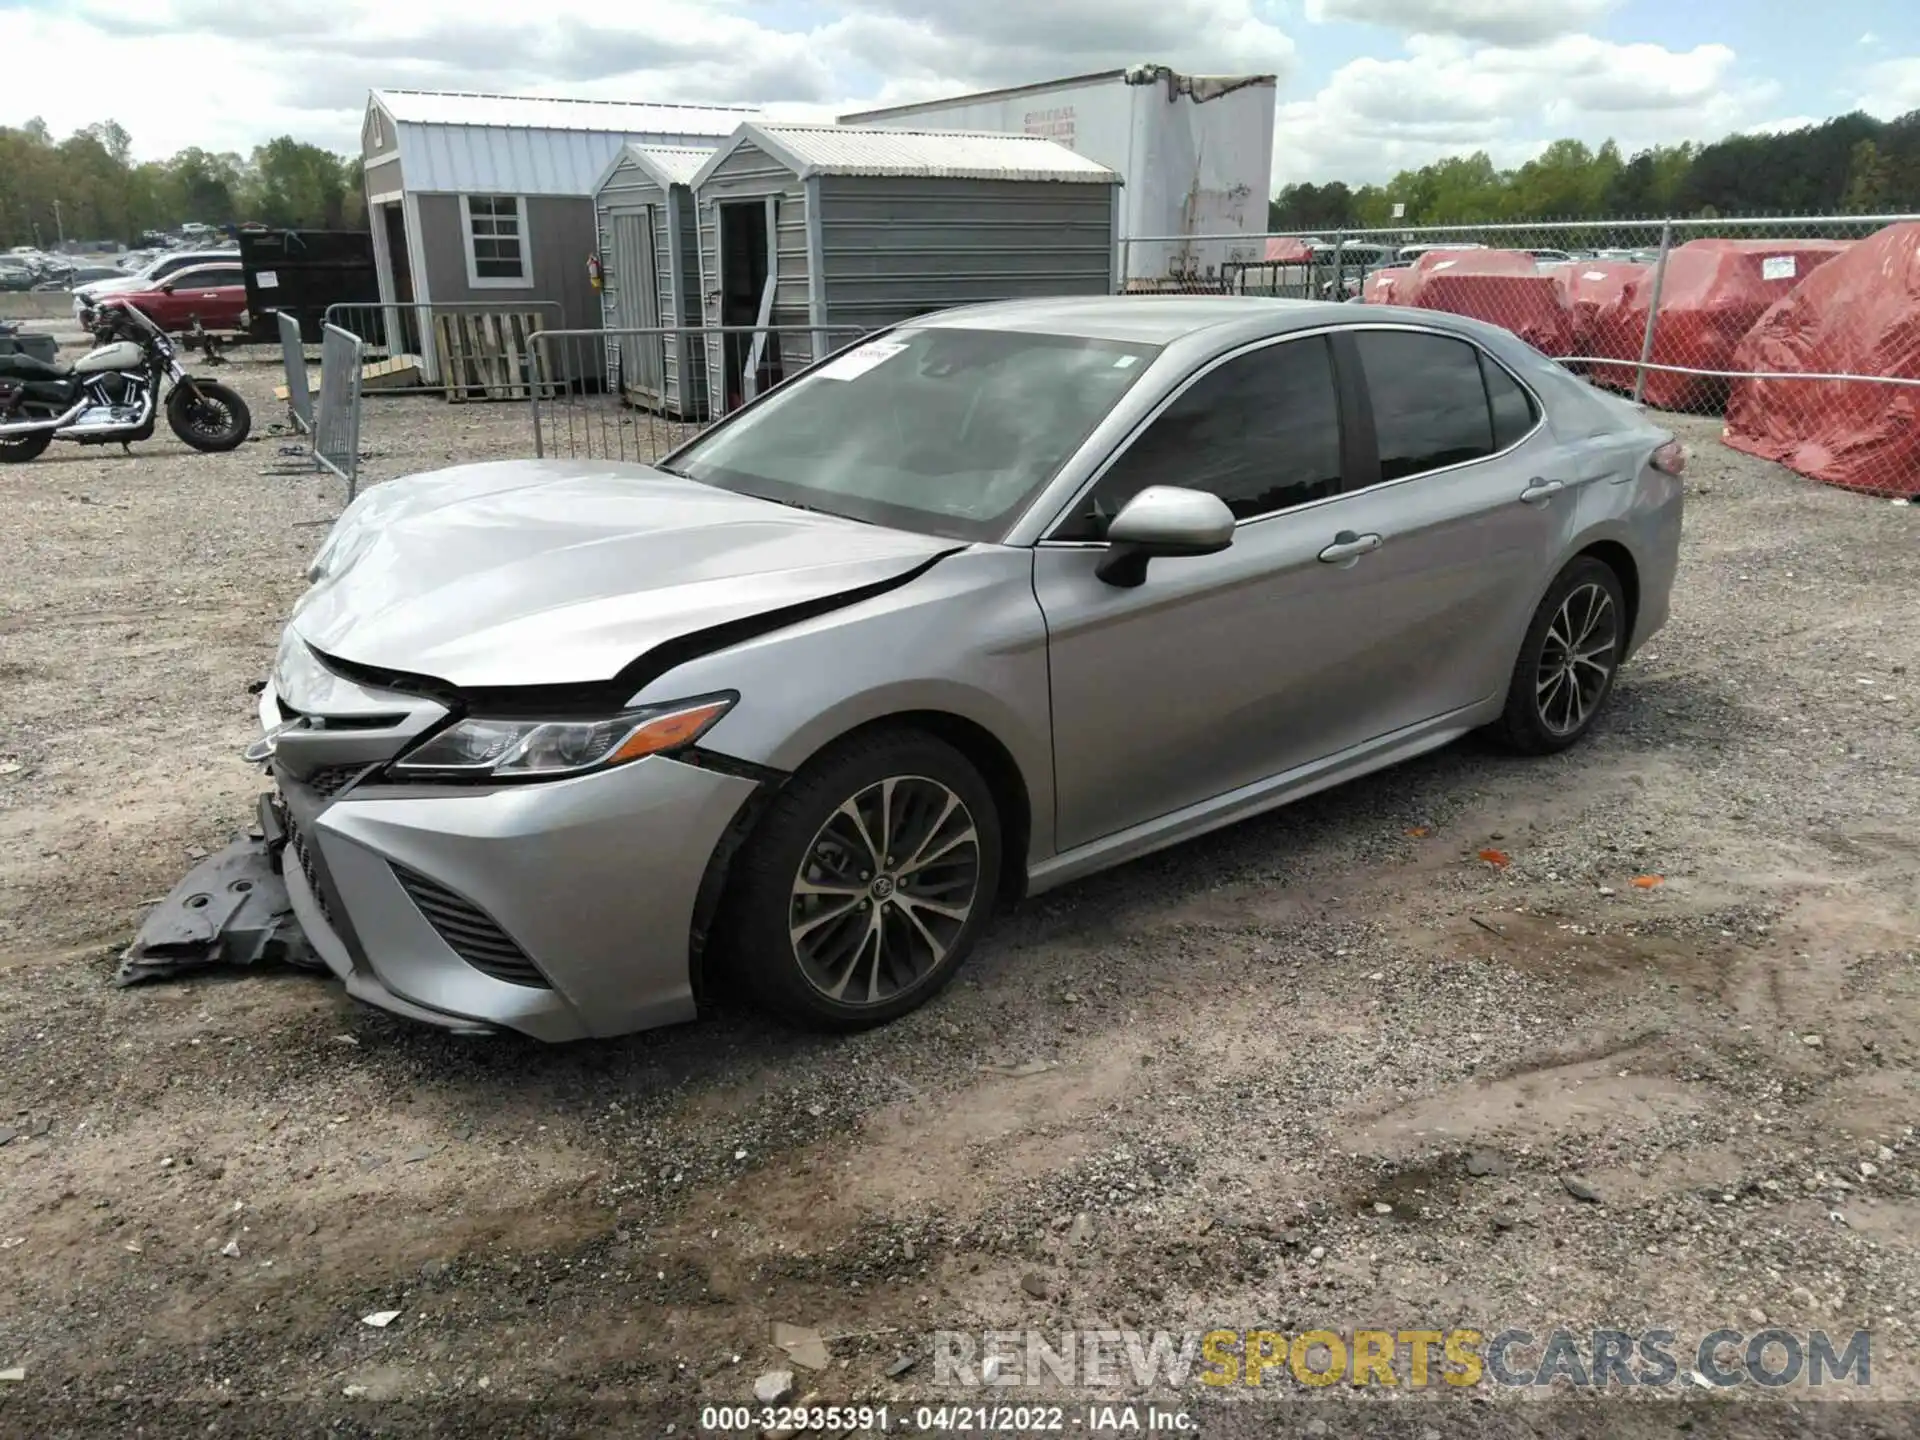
0 119 366 248
1270 110 1920 232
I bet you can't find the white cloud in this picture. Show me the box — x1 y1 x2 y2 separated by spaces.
3 0 1297 162
1273 32 1759 186
1304 0 1619 47
1857 58 1920 119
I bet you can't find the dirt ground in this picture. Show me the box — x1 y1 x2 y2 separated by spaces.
0 358 1916 1437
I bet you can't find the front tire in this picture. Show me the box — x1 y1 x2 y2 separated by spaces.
167 381 250 452
720 729 1002 1030
1490 556 1627 754
0 429 52 464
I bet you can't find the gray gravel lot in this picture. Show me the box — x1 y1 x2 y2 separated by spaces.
0 357 1916 1434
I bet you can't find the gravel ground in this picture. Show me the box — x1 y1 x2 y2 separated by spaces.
0 357 1917 1436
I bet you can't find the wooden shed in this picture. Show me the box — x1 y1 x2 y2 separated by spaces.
593 144 712 419
688 121 1121 413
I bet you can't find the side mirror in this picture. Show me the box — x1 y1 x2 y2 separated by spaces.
1094 485 1236 588
159 281 177 293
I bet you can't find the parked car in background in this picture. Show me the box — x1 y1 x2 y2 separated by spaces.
1395 242 1488 263
32 265 123 291
128 295 1684 1042
108 262 249 333
73 248 240 318
1527 249 1575 265
0 259 37 292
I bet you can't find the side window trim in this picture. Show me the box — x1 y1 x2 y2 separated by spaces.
1034 321 1549 547
1036 329 1346 542
1327 330 1379 494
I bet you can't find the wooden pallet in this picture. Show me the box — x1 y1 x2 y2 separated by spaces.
432 312 554 402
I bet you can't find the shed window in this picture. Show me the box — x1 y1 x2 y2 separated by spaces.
462 195 531 287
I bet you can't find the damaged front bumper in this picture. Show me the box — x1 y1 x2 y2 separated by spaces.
117 797 324 987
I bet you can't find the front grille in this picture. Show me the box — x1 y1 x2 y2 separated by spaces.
284 812 334 929
392 865 551 989
302 764 368 798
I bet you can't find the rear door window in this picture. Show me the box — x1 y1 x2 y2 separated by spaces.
1352 330 1498 480
1481 350 1540 451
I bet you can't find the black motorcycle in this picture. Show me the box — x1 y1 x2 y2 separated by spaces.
0 300 251 464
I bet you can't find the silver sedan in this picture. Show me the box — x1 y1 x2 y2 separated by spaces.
130 296 1684 1039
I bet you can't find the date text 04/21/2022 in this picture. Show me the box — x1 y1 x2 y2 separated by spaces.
697 1404 1198 1432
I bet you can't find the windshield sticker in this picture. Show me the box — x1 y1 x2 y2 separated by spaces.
1761 255 1796 281
816 340 909 381
1113 354 1139 368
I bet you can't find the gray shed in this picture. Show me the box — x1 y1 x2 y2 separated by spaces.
359 90 755 386
687 121 1120 413
592 144 712 419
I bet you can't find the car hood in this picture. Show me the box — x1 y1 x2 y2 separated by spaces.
289 459 961 690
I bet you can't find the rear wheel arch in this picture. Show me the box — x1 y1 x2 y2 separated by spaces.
1575 539 1640 650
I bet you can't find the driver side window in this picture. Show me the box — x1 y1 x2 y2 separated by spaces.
1050 335 1344 542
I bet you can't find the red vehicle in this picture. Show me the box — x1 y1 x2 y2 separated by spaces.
116 262 249 334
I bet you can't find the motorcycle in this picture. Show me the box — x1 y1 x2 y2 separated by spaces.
0 299 251 464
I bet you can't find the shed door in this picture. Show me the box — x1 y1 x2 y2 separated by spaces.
611 209 661 400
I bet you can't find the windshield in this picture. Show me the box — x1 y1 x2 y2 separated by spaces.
667 326 1162 541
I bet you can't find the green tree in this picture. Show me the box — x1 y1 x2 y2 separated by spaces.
1841 139 1891 213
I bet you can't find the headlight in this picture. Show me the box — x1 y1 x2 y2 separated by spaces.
388 695 735 781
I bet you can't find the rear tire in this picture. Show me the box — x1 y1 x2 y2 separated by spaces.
719 729 1002 1030
167 381 250 452
0 430 52 464
1489 556 1627 755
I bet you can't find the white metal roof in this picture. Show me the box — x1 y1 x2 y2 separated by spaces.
370 91 756 196
692 122 1121 187
590 143 715 199
374 90 752 135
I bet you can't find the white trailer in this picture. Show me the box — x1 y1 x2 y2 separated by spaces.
839 64 1276 284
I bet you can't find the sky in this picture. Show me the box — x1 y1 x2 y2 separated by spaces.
2 0 1917 187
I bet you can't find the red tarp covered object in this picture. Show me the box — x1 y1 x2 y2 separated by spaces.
1395 249 1576 356
1723 222 1920 499
1361 267 1404 304
1263 236 1315 263
1551 261 1648 360
1588 238 1852 410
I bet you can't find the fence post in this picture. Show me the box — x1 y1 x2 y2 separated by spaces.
1332 229 1346 303
1632 218 1674 405
529 331 547 459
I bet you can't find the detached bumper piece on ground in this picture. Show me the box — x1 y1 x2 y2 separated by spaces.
117 805 324 986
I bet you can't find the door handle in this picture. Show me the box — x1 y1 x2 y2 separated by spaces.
1520 478 1566 504
1318 530 1382 563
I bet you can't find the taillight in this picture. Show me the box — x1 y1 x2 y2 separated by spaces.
1651 440 1686 476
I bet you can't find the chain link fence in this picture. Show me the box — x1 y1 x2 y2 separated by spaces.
313 323 365 502
1122 213 1920 499
528 324 871 462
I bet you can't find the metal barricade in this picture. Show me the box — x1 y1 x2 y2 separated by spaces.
314 323 365 502
323 300 565 396
276 310 312 435
527 324 872 462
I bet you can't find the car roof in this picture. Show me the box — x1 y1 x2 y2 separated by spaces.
905 292 1529 350
911 294 1364 345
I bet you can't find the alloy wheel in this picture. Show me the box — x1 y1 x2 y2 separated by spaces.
788 775 981 1006
1535 582 1618 736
